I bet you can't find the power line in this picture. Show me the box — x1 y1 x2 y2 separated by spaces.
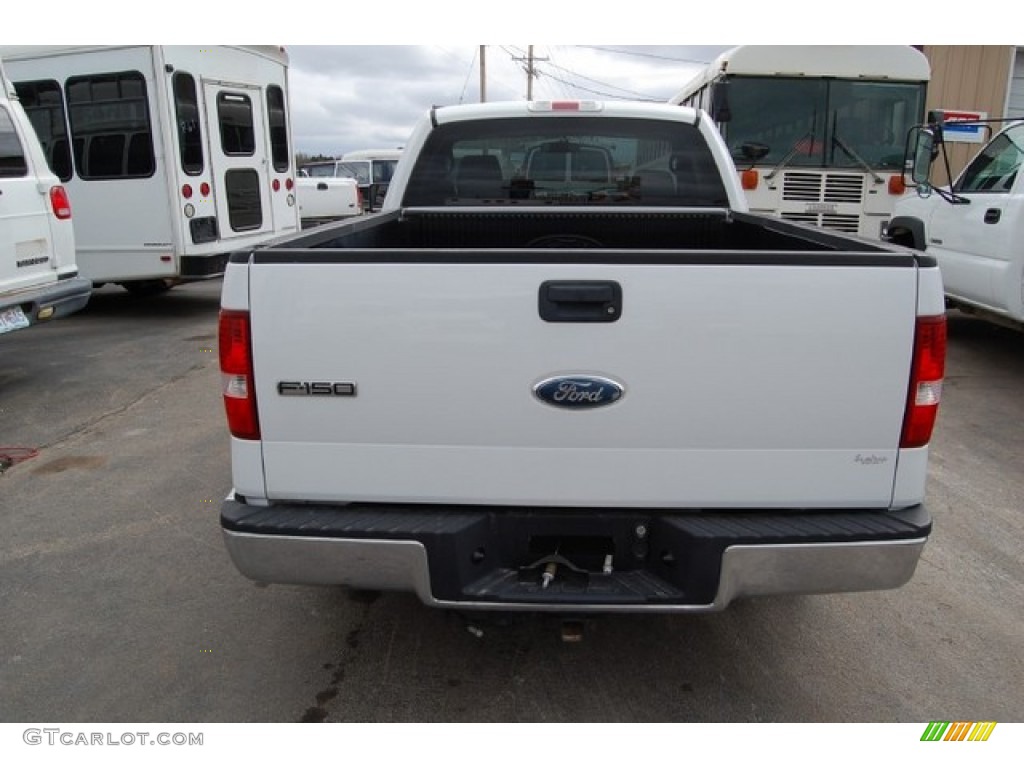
541 48 666 100
534 68 664 101
574 45 713 65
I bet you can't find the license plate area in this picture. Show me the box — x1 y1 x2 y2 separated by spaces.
0 306 30 334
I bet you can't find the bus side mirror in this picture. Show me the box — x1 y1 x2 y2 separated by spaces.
904 126 938 187
710 81 731 123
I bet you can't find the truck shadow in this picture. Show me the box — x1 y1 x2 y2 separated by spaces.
77 280 223 323
945 309 1024 361
295 587 889 723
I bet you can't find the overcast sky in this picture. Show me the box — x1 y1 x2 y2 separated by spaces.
19 2 977 158
285 45 733 157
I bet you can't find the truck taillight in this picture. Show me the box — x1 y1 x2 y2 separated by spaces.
900 315 946 448
219 310 261 440
49 186 72 220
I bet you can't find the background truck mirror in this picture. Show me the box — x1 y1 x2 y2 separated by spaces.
905 126 937 187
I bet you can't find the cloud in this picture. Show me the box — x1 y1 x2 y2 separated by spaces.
286 45 732 156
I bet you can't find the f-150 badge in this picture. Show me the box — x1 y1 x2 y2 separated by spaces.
277 381 357 396
533 375 623 409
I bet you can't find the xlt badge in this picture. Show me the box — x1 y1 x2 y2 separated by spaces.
277 381 357 396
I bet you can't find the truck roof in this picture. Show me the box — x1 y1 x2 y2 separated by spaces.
430 99 702 126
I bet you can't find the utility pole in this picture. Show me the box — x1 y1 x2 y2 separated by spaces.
479 45 486 103
513 45 548 100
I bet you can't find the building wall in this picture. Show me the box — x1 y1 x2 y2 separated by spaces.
1009 51 1024 115
921 45 1016 184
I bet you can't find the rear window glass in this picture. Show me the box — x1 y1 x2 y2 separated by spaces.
0 106 29 178
14 79 72 181
173 72 203 175
402 116 728 207
217 92 255 156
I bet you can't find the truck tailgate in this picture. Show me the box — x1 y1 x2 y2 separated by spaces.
246 256 917 509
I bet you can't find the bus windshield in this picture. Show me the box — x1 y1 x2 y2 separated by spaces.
722 76 926 171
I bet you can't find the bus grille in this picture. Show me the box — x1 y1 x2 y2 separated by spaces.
781 212 861 234
783 172 864 204
824 174 864 203
820 214 860 233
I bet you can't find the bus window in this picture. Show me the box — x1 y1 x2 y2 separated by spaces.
217 92 255 156
266 85 289 172
66 71 155 180
828 81 923 170
14 79 73 182
173 72 203 175
225 168 262 231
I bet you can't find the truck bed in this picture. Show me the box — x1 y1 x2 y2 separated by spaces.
277 207 903 254
232 207 927 511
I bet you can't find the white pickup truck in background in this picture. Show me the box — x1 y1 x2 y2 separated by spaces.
888 116 1024 331
218 100 946 614
295 162 362 228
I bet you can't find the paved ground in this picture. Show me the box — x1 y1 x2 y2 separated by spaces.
1 282 1021 723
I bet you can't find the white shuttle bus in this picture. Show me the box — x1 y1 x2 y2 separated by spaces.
0 45 300 294
669 46 930 240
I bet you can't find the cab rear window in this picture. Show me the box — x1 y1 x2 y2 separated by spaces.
402 116 728 208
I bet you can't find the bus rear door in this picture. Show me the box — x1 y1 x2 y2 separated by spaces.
202 80 275 241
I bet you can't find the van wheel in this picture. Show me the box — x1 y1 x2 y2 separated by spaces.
121 279 173 296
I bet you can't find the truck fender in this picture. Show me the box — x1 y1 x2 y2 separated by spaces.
886 216 926 251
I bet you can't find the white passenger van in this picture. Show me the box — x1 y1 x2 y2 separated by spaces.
0 58 90 335
0 46 300 295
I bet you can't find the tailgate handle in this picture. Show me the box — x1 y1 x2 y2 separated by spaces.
539 280 621 322
316 182 329 190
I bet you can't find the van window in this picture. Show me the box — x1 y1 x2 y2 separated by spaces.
266 85 289 172
217 92 255 156
0 106 29 177
66 71 155 179
13 80 72 182
173 72 203 176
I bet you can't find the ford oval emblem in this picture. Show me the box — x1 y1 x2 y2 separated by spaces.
533 375 624 409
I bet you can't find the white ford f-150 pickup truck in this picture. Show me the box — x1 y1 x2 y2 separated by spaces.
218 99 946 613
295 162 363 228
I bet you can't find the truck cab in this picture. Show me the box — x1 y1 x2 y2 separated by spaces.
0 59 90 336
888 118 1024 330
